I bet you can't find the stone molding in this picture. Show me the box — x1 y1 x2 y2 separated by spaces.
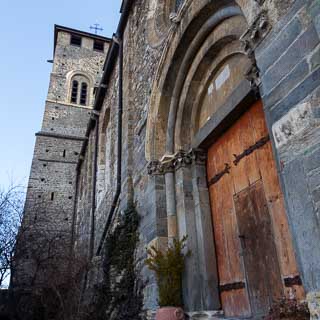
186 310 224 319
147 149 207 175
241 10 270 52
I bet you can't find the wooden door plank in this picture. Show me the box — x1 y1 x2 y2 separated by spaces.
219 135 251 318
208 130 251 317
207 100 304 318
220 131 245 282
229 118 250 194
235 180 283 316
208 141 231 284
237 107 261 186
249 102 305 299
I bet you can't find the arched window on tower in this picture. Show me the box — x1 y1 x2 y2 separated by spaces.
71 80 79 103
69 74 90 106
80 82 88 105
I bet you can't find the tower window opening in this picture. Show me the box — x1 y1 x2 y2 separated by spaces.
63 150 66 158
51 192 55 201
80 82 88 105
71 80 79 103
93 40 104 52
70 34 82 47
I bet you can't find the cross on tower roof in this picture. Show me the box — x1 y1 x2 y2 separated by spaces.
90 23 103 35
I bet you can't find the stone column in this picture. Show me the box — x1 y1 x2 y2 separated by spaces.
174 150 220 312
191 152 220 311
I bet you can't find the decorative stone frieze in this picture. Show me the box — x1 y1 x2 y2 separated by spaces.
241 10 270 93
147 149 207 175
188 148 207 166
245 63 261 95
241 10 271 53
147 160 164 175
186 310 224 319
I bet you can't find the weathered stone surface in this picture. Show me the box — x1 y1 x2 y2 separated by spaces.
308 291 320 320
16 0 320 318
12 27 109 295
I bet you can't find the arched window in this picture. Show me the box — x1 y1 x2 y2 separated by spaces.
80 82 88 105
69 74 90 106
71 80 78 103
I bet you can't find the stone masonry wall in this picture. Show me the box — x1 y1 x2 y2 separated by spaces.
256 0 320 309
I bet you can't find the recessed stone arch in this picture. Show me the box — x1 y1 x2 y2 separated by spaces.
174 14 250 152
145 0 261 161
144 0 262 314
146 0 175 48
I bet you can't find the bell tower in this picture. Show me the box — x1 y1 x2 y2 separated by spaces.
11 25 110 291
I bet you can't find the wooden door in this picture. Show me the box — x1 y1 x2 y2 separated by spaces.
207 100 304 318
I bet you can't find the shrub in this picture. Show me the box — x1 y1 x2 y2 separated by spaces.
145 236 190 308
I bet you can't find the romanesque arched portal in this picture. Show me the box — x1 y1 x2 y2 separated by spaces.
146 0 304 317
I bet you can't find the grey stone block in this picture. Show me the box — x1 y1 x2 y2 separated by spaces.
304 147 320 172
257 18 303 74
262 59 309 104
269 64 320 123
261 24 319 95
256 0 306 55
282 158 320 291
307 1 320 19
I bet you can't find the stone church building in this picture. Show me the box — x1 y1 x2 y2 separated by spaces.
12 0 320 319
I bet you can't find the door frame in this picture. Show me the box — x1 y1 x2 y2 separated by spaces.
193 80 304 316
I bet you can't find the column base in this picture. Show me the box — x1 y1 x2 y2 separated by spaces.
307 291 320 319
186 310 224 319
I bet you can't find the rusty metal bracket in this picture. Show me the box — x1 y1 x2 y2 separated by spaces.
208 163 231 186
233 135 270 166
284 275 302 287
219 281 246 292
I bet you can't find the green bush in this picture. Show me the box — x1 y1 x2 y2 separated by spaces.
145 236 190 308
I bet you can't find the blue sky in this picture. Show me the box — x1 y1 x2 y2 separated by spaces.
0 0 122 188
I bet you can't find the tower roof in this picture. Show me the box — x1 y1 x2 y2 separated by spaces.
53 24 111 54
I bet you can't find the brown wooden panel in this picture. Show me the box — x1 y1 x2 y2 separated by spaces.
237 106 261 186
234 180 283 316
207 100 304 318
229 119 250 194
249 102 305 300
208 133 251 317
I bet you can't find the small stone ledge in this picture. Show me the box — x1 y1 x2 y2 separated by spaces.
186 310 224 320
146 310 224 320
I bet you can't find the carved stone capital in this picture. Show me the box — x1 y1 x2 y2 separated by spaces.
173 150 192 170
189 148 207 165
147 149 207 176
147 160 164 175
169 12 181 24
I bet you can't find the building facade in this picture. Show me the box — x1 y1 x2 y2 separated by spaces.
14 0 320 319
